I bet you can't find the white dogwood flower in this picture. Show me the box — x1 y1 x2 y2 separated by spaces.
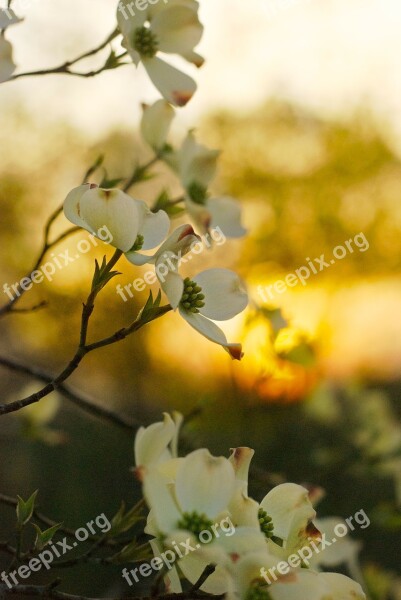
117 0 203 106
0 37 16 83
172 132 246 237
144 448 236 537
159 266 248 360
63 184 170 253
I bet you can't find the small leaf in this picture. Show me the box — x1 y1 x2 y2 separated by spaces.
110 540 152 564
16 490 38 528
92 256 121 292
108 501 145 537
32 523 62 551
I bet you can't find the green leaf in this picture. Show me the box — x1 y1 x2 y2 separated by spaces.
165 205 185 217
16 490 38 528
136 290 168 327
32 523 62 551
279 341 316 367
99 175 125 189
108 500 145 537
110 540 153 564
153 189 170 211
92 257 121 292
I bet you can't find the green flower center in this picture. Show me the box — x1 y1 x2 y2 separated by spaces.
187 181 208 205
133 26 158 58
130 234 144 252
177 511 213 540
258 508 274 539
180 278 205 314
245 582 272 600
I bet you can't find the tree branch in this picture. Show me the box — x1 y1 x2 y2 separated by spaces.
9 28 121 81
0 251 172 417
0 356 137 431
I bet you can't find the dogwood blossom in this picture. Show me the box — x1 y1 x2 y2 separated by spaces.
63 183 169 253
170 132 246 236
117 0 203 106
143 448 236 536
126 224 247 359
135 417 367 600
163 266 248 360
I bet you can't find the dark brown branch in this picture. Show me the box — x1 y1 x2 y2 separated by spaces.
190 565 216 592
0 356 137 431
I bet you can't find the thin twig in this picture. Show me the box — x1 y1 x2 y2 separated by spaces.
190 565 216 592
0 356 137 431
0 253 172 416
9 28 120 81
123 156 160 193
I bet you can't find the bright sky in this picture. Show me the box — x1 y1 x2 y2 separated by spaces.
1 0 401 138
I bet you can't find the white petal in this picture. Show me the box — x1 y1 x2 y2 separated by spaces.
184 197 211 234
152 5 203 56
261 483 317 547
136 200 170 250
156 224 200 258
156 260 184 310
141 100 175 151
134 413 176 469
182 50 205 67
233 552 279 600
143 471 181 534
149 0 200 18
175 449 236 518
180 309 243 360
318 573 366 599
63 184 94 230
124 251 156 266
0 9 22 29
311 518 361 569
178 132 219 188
0 37 16 83
149 538 183 593
229 488 260 528
193 269 248 321
208 197 247 238
143 56 196 107
229 447 255 486
80 188 140 252
178 553 231 595
269 570 329 600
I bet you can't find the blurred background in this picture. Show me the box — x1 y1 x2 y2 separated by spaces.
0 0 401 597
